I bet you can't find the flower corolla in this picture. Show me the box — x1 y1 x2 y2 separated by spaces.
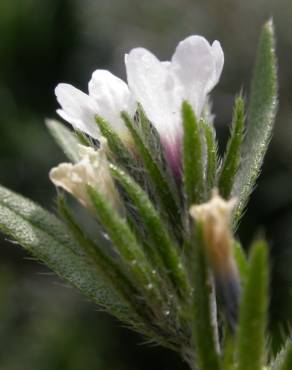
55 36 223 178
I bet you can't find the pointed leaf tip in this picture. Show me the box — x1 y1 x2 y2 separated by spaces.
182 101 205 205
219 96 245 199
232 20 278 223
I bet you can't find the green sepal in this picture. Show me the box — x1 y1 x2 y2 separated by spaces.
95 115 134 166
201 120 218 194
190 222 220 370
232 20 278 223
136 105 179 197
136 104 164 160
219 96 245 199
236 240 269 370
121 111 182 238
87 185 163 309
75 130 92 146
57 195 159 327
110 164 190 300
182 101 205 206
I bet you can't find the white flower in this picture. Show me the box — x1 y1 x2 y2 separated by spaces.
55 35 223 178
49 140 122 212
125 36 223 177
55 70 136 143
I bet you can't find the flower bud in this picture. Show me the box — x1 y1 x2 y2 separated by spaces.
190 189 240 330
49 139 122 213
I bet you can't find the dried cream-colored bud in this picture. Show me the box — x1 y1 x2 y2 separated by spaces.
190 189 240 330
49 139 122 212
190 189 236 275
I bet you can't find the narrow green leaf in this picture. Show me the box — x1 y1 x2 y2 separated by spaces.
121 112 182 236
57 196 153 324
87 185 163 309
219 96 245 199
232 20 278 222
182 101 205 206
95 115 134 165
110 165 190 300
75 130 92 146
96 114 156 199
58 197 136 297
46 119 82 163
236 240 269 370
136 104 156 147
136 105 180 196
136 105 173 173
202 120 218 194
191 223 219 370
0 185 129 319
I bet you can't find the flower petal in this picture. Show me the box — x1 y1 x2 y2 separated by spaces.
209 40 224 90
88 70 135 135
50 143 122 212
125 48 181 143
171 35 223 116
55 83 100 139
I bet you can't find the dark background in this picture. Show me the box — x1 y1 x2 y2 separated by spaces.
0 0 292 368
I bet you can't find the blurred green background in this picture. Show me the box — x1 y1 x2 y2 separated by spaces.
0 0 292 368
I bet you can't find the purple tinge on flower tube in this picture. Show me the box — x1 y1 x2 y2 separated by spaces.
125 35 224 179
161 136 183 180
